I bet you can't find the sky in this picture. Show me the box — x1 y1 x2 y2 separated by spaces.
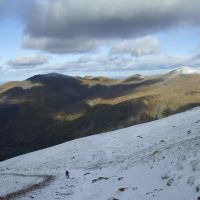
1 0 200 83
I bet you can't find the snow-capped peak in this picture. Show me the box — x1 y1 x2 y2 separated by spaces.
169 66 197 75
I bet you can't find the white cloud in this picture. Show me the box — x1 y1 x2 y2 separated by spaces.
33 53 200 74
78 56 93 63
111 36 160 56
2 52 200 83
7 55 48 68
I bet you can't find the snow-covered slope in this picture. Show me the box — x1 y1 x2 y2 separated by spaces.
1 108 200 199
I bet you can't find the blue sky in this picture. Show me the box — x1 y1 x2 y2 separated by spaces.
0 18 23 61
0 0 200 83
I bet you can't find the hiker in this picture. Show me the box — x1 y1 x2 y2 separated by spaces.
65 170 69 178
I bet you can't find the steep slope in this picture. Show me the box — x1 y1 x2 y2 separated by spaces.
1 70 200 161
1 107 200 199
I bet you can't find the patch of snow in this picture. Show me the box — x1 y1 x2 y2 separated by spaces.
0 174 43 196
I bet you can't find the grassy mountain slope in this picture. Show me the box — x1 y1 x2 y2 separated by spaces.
0 72 200 161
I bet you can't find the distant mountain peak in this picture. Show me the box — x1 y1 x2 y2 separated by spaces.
27 73 73 83
124 74 144 82
30 73 70 79
42 73 70 78
169 66 198 75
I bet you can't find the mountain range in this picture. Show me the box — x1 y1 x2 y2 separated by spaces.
0 66 200 161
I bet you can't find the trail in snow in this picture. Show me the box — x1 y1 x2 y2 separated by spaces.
0 174 55 200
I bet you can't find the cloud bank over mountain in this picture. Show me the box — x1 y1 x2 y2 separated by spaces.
22 0 200 53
